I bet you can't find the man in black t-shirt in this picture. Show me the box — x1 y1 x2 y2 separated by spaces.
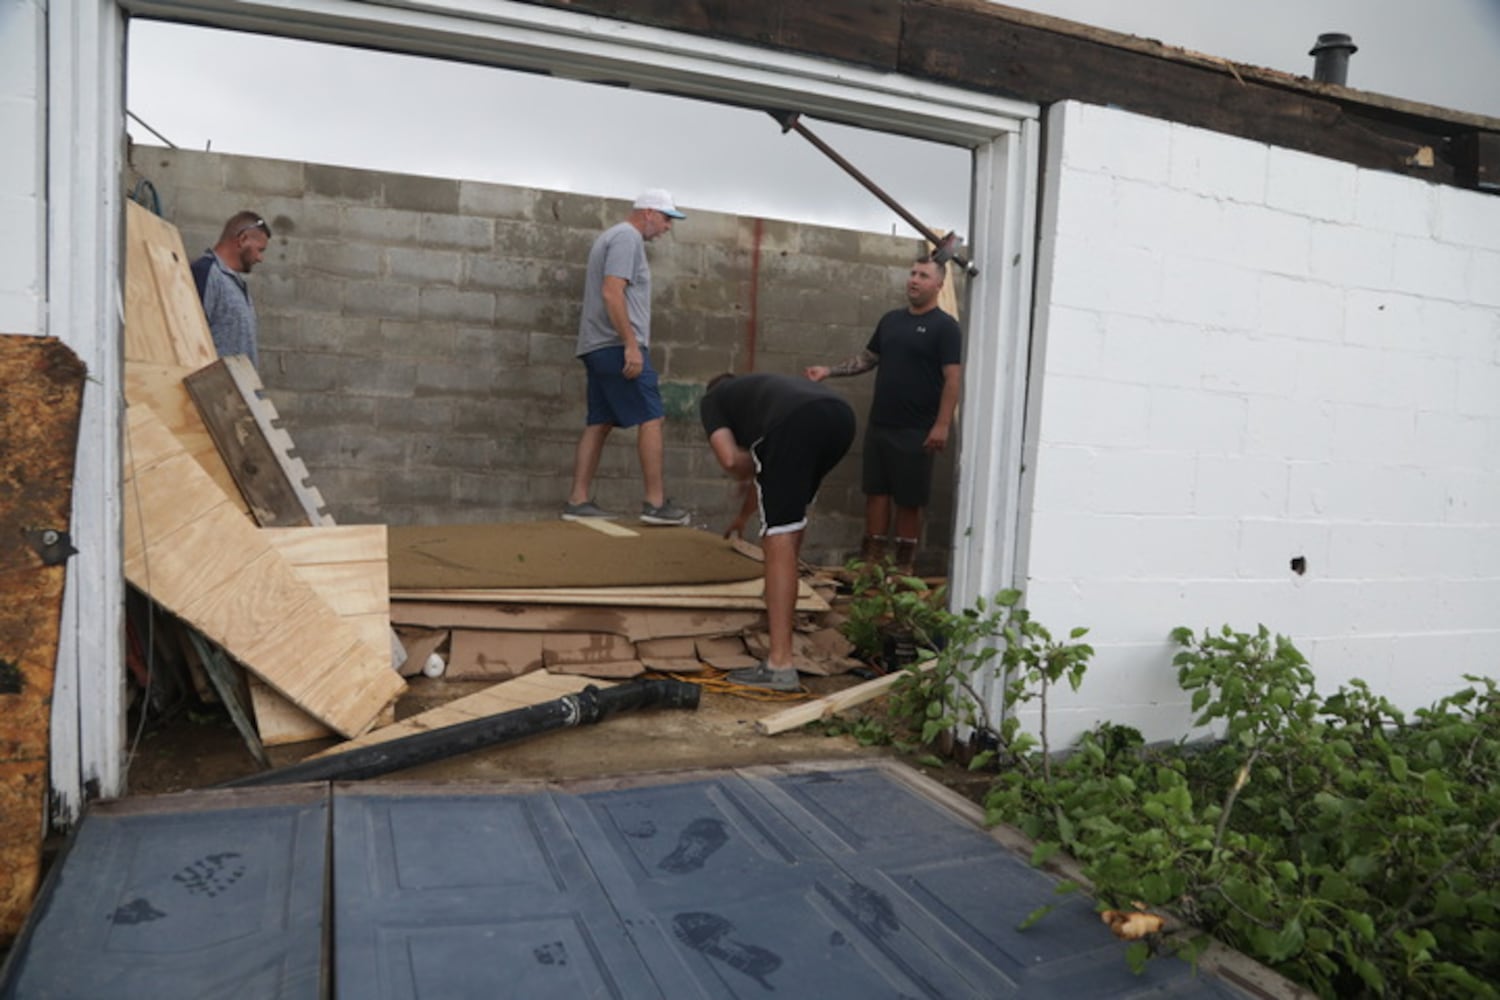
700 372 856 691
806 256 962 573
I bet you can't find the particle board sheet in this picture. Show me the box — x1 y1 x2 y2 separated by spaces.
0 785 328 999
388 522 763 590
331 762 1257 999
310 672 607 759
389 601 766 643
124 404 404 738
123 200 218 370
0 335 87 944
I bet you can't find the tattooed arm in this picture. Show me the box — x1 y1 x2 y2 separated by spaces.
804 349 879 382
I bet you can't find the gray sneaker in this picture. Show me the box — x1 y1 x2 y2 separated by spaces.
640 499 690 526
561 500 616 521
726 663 800 692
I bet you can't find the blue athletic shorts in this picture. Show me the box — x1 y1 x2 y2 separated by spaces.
581 345 664 428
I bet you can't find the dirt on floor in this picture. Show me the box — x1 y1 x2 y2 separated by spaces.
121 672 992 805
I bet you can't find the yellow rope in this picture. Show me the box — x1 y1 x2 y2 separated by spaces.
645 668 811 703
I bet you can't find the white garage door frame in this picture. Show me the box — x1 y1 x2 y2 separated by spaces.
52 0 1040 819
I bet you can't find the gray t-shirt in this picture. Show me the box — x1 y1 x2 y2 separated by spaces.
194 249 259 367
575 222 651 356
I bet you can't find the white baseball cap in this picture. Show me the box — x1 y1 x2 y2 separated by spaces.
633 189 686 219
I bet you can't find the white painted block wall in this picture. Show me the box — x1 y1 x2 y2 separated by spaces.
1015 101 1500 746
0 0 45 333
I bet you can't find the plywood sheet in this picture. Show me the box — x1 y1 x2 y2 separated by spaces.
124 361 250 516
124 405 403 738
123 200 217 369
250 525 394 745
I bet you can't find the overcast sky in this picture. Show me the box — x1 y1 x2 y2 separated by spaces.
125 1 1500 237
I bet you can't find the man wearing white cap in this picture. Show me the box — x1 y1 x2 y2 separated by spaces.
563 189 691 526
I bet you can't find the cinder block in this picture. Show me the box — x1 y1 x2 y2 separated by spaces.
0 289 39 336
386 247 461 285
1414 410 1490 469
1193 454 1289 517
223 154 305 197
458 181 539 221
343 280 419 320
1048 235 1161 317
1390 235 1470 301
298 239 381 279
0 194 41 289
1234 519 1330 586
341 205 422 245
1148 387 1249 453
1200 332 1297 397
1434 184 1500 252
1266 146 1356 222
1061 102 1171 184
1168 123 1268 204
1330 402 1419 466
1354 168 1433 238
1245 396 1334 460
1037 306 1105 378
1100 315 1209 390
306 163 381 204
419 287 494 324
414 359 496 397
420 213 492 251
1467 248 1500 308
1036 375 1151 449
383 174 460 215
374 396 455 434
339 356 419 398
1115 180 1223 256
1258 274 1344 342
1218 202 1311 276
1159 255 1259 331
0 102 40 197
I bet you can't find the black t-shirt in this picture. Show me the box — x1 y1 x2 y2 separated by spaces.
865 306 963 429
700 373 841 446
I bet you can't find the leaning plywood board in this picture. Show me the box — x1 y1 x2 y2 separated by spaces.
0 336 87 943
124 361 250 518
391 578 829 612
250 526 395 746
389 602 766 643
311 673 611 758
123 200 218 369
124 405 404 738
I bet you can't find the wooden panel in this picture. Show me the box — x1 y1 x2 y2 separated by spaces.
124 361 250 516
185 360 313 527
124 405 404 738
311 673 611 758
123 200 217 369
252 525 395 745
0 336 87 943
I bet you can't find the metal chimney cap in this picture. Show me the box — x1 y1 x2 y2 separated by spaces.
1309 33 1357 56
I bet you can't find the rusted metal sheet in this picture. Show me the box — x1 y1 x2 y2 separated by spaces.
0 335 87 944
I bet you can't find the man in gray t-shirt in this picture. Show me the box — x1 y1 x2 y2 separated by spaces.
191 210 272 368
563 189 691 527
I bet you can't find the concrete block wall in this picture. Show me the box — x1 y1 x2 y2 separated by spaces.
0 0 45 334
126 145 957 569
1019 101 1500 744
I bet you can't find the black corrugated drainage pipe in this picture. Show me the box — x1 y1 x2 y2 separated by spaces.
1310 33 1357 85
219 679 701 787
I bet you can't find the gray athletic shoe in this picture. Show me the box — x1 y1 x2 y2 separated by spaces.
640 499 690 526
561 500 616 521
726 663 800 692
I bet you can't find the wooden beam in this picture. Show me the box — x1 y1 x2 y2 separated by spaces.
755 660 935 735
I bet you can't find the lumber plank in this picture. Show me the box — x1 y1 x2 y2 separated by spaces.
186 361 311 527
755 660 936 735
0 335 87 943
311 673 613 758
124 405 403 737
